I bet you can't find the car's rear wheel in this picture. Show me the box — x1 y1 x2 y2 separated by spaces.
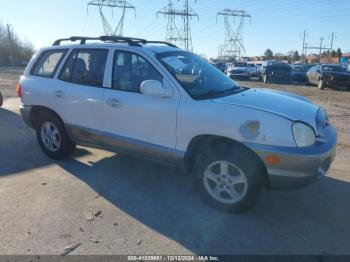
193 146 264 213
35 113 76 159
318 79 325 90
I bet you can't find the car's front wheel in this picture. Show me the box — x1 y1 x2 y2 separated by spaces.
35 113 76 159
194 146 264 213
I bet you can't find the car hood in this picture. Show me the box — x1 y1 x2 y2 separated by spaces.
213 88 320 130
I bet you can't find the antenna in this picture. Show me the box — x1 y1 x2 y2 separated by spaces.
217 9 251 61
87 0 136 36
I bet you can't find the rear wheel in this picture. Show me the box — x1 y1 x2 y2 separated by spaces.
35 113 76 159
193 146 264 213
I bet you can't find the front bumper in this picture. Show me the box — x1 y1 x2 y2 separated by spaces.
227 72 249 79
245 125 337 190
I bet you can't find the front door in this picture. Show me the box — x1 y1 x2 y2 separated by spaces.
102 50 179 162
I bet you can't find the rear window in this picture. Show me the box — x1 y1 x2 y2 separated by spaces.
31 49 67 78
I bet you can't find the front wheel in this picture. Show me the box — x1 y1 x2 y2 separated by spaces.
35 113 76 159
194 147 264 213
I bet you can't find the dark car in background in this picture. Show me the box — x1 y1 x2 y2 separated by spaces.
291 64 307 82
213 62 226 73
258 61 291 83
306 64 350 90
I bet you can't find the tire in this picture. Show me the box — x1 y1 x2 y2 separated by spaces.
0 92 3 107
193 146 264 213
305 77 310 86
318 79 324 90
263 74 268 83
35 112 76 159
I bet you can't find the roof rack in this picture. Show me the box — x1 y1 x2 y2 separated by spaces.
52 36 178 48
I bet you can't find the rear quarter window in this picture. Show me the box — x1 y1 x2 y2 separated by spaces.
31 49 67 78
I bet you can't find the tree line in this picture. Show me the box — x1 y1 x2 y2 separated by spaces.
0 24 34 67
264 48 343 63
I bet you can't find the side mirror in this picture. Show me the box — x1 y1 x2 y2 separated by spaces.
140 80 170 98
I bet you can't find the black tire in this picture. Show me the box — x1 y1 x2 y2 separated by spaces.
318 79 325 90
305 77 310 86
0 92 3 107
193 146 264 213
35 112 76 159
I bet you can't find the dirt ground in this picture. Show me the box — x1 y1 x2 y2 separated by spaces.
0 67 350 255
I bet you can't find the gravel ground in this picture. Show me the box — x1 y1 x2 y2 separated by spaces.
0 67 350 255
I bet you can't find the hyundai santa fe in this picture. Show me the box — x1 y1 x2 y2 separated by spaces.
18 36 337 213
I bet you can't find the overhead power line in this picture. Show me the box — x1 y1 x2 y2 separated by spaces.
87 0 136 36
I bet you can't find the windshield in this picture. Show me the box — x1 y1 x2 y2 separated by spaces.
322 65 345 72
233 62 247 67
158 51 242 99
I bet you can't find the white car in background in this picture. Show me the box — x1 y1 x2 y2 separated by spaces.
18 36 337 213
226 61 250 80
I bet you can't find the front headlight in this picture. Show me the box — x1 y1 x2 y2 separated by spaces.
292 122 316 147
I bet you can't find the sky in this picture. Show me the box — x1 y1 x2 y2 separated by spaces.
0 0 349 58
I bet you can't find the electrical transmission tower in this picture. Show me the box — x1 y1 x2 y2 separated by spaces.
217 9 251 61
87 0 136 36
157 0 198 51
157 0 183 47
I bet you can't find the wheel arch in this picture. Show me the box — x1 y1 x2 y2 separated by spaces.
184 134 269 187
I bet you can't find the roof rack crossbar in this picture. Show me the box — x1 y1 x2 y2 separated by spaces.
52 36 178 48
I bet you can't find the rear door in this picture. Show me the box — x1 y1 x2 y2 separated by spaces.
51 48 109 142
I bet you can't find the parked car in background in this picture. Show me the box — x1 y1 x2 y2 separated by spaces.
258 61 291 83
291 64 307 82
306 64 350 90
0 91 3 107
247 63 258 77
226 61 250 80
214 62 226 73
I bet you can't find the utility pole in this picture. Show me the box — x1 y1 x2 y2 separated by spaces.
330 32 334 50
87 0 136 36
301 30 334 64
157 0 183 46
318 37 324 62
7 24 14 66
301 30 306 63
217 9 251 61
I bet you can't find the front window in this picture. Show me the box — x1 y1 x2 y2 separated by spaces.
322 65 345 72
233 62 247 67
158 51 242 100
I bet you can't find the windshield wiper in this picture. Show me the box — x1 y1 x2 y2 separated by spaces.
194 86 242 100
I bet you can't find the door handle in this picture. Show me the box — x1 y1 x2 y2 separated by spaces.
107 98 122 108
54 90 65 98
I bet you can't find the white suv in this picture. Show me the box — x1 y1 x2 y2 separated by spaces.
19 36 336 213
